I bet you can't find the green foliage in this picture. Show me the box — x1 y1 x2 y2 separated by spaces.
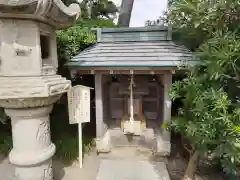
57 0 118 64
169 70 240 179
199 31 240 83
169 75 240 151
57 24 96 62
167 0 240 178
0 110 12 157
54 134 78 164
83 136 96 154
0 132 12 156
56 18 116 78
57 19 116 62
0 107 9 124
50 101 95 164
168 0 240 50
54 134 95 165
78 19 117 28
63 0 118 20
88 0 118 19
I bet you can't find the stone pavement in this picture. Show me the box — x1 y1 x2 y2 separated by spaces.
0 153 101 180
0 150 170 180
97 159 169 180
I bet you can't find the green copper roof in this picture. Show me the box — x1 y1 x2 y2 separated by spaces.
67 26 197 69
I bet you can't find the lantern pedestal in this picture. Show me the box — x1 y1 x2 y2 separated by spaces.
5 105 55 180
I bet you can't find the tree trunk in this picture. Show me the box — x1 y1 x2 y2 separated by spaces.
118 0 134 27
182 150 200 180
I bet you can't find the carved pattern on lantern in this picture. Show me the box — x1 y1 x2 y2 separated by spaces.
42 164 53 180
49 83 71 95
36 121 51 146
11 22 32 56
10 20 33 72
13 42 32 56
0 96 61 109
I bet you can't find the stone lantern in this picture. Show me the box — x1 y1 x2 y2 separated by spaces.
0 1 80 180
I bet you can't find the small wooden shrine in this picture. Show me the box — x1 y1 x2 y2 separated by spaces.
67 26 196 156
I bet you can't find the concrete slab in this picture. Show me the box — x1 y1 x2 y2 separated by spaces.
0 152 170 180
0 158 15 180
53 153 101 180
96 159 170 180
0 153 101 180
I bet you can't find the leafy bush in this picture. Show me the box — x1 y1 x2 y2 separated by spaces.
56 19 116 79
57 25 96 62
167 0 240 179
54 134 78 164
50 101 96 164
54 133 95 165
0 111 12 156
0 132 12 157
57 19 116 62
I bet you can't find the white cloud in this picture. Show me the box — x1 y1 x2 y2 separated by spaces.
112 0 168 27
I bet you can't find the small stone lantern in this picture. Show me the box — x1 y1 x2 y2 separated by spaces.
0 1 80 180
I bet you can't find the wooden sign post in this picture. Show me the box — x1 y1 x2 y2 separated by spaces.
67 85 93 168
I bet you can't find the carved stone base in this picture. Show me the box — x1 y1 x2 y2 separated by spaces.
96 131 111 153
5 105 55 180
154 137 171 156
15 160 53 180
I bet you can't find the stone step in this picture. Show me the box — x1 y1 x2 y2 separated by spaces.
98 146 154 161
98 147 168 162
109 128 156 149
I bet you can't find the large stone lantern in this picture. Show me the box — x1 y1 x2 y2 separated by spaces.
0 1 80 180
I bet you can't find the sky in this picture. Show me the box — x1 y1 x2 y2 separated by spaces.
112 0 168 27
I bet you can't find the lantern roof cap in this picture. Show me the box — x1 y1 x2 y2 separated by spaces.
0 0 80 29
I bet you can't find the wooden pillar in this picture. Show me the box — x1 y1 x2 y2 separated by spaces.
162 72 172 142
95 73 111 153
95 73 104 138
154 73 172 156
